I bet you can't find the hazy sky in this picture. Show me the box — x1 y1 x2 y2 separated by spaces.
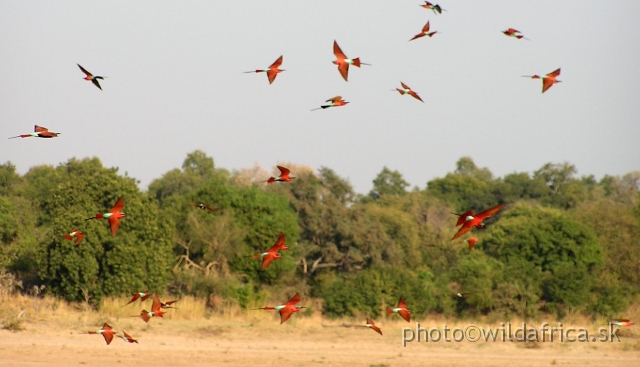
1 1 639 194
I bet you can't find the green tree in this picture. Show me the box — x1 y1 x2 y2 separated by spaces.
369 167 409 199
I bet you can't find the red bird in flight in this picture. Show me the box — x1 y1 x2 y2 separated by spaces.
244 55 285 84
611 319 635 327
366 319 383 335
190 203 217 211
502 28 529 40
118 331 139 344
250 232 288 270
410 21 438 41
451 203 505 240
138 293 165 323
252 293 306 324
455 292 471 298
466 237 478 250
86 198 125 237
124 289 151 306
386 298 411 322
77 64 106 90
333 41 370 81
9 125 60 139
523 68 561 93
421 1 445 14
311 96 349 111
264 166 295 183
161 299 179 309
87 323 117 345
63 229 85 246
394 82 424 102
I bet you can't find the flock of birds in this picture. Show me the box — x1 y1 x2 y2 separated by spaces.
6 1 632 345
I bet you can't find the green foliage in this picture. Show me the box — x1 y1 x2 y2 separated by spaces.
35 157 174 304
481 204 605 313
369 166 409 199
1 153 638 320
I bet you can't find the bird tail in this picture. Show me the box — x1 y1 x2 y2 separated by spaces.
385 307 394 315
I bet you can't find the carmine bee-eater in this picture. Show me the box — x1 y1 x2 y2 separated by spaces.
252 293 306 324
333 40 370 81
86 197 125 237
160 300 179 309
263 166 295 183
9 125 60 139
451 203 505 240
421 1 445 14
138 293 164 323
386 298 411 322
502 28 529 40
366 318 383 335
63 229 85 246
410 21 438 41
466 237 478 250
124 289 151 306
77 64 106 90
311 96 349 111
118 331 139 344
190 203 217 211
394 82 424 102
522 68 561 93
244 55 285 84
611 319 635 327
455 292 471 298
249 232 288 270
87 323 117 345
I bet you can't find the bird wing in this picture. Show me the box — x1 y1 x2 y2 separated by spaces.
451 221 474 240
261 253 275 270
75 232 84 245
77 64 92 77
542 78 554 93
507 28 520 33
371 324 383 335
269 55 283 69
107 216 120 236
286 293 301 306
333 40 347 60
103 332 114 345
475 203 505 221
409 91 423 102
326 96 343 103
422 21 431 33
279 308 294 324
267 69 278 84
125 293 141 305
269 232 286 251
92 78 103 90
398 309 411 322
398 298 407 309
548 68 561 77
337 62 349 81
151 293 162 312
111 198 124 213
34 125 48 132
102 323 112 330
400 82 410 90
277 165 290 177
410 33 425 41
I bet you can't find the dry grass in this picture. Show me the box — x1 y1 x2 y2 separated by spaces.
1 294 639 366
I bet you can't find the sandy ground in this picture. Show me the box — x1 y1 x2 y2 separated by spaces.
1 317 638 367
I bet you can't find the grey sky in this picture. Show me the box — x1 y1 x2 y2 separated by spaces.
1 1 639 194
